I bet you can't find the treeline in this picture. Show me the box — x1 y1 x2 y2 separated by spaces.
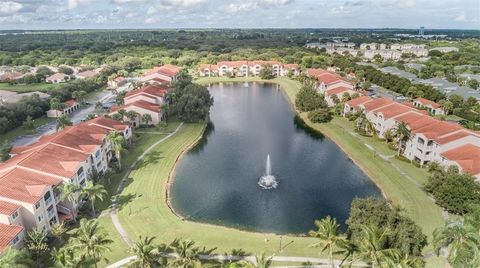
0 94 49 134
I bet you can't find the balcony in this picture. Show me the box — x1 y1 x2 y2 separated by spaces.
44 196 53 205
47 208 56 219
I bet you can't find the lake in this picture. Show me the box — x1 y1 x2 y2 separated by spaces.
171 82 381 234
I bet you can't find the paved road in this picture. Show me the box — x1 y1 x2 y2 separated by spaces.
109 123 184 247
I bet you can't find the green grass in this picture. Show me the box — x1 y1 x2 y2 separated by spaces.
0 116 55 145
0 82 62 92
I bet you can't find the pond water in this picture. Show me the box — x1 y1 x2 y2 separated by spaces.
171 82 381 234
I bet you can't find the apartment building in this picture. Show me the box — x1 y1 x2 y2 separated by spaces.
140 64 182 85
0 117 131 252
363 49 402 60
110 85 168 126
306 68 355 93
46 99 80 118
413 97 445 115
344 96 480 179
198 61 300 77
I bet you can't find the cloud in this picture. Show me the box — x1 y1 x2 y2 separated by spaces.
454 13 466 21
259 0 294 5
67 0 92 9
331 5 350 14
0 1 23 15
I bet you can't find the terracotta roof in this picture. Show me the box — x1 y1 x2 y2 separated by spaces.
412 120 462 140
76 70 97 78
441 144 480 176
0 167 61 204
0 224 23 253
326 87 352 97
64 99 77 108
249 60 282 66
217 61 249 68
394 112 437 131
283 64 299 70
436 130 480 145
361 98 394 112
374 102 415 119
0 71 23 81
144 64 181 78
346 96 372 108
415 97 441 109
0 200 20 216
115 100 161 113
87 117 129 131
114 76 125 82
46 73 67 81
125 85 169 98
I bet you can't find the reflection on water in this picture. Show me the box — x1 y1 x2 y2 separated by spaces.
171 82 381 234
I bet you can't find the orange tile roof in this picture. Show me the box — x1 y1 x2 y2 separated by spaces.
306 68 349 85
76 70 97 78
326 87 351 96
361 98 394 112
394 112 437 131
125 85 169 98
346 96 372 108
0 224 23 253
0 200 20 216
415 97 441 109
46 73 67 81
413 120 462 140
64 99 77 108
441 144 480 176
112 100 161 113
145 64 181 78
283 64 299 70
374 102 415 119
217 61 249 68
436 130 480 145
0 168 62 204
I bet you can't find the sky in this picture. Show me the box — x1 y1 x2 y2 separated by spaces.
0 0 479 30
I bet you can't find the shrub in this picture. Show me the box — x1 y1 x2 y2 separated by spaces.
395 154 410 163
307 108 332 123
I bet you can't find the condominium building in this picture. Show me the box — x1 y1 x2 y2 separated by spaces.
140 64 182 85
344 96 480 179
0 117 131 252
413 97 445 115
110 85 168 126
46 99 80 118
198 61 300 77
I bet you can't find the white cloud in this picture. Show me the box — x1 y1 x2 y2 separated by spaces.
454 14 467 21
331 5 350 14
67 0 92 10
0 1 23 15
112 0 146 3
259 0 293 5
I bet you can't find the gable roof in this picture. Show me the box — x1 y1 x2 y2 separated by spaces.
144 64 182 78
76 70 97 78
126 85 169 98
112 100 161 113
415 97 441 109
441 144 480 176
46 73 67 81
0 224 23 252
346 96 373 108
0 200 20 216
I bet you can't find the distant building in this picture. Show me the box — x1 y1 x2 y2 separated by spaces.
413 97 445 115
46 73 69 84
75 70 98 79
46 100 79 118
140 64 182 85
429 47 459 53
198 61 299 77
419 26 425 36
0 71 24 83
108 76 127 89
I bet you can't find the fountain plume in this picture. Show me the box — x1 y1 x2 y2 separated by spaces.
258 154 278 190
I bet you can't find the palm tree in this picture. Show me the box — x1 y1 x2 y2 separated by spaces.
26 228 49 268
56 114 72 131
50 222 67 245
107 130 126 169
0 247 33 268
161 103 170 123
130 236 163 268
117 109 127 122
126 111 139 126
80 181 107 217
433 218 480 268
59 181 81 222
142 114 153 126
354 225 398 268
309 216 345 268
255 252 273 268
50 97 65 117
336 240 359 267
342 92 351 103
73 218 113 268
384 253 424 268
169 239 203 268
95 101 103 111
52 247 84 268
394 122 411 156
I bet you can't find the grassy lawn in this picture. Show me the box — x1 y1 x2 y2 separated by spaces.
0 82 62 92
0 116 55 145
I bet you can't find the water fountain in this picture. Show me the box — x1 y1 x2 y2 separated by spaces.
258 154 278 189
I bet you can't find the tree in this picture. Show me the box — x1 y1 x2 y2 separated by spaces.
448 94 464 109
116 91 126 105
26 228 49 268
112 113 123 122
35 66 54 81
361 81 372 90
72 90 87 104
259 64 275 80
130 236 166 268
341 92 351 103
126 110 139 126
171 84 214 123
142 114 153 126
308 108 332 123
169 239 203 268
95 101 103 111
23 74 38 84
81 181 107 217
0 140 12 162
354 225 398 267
107 130 126 169
117 109 127 122
394 122 411 156
50 222 67 245
52 247 84 268
441 100 454 115
309 216 344 268
23 115 35 130
73 219 113 268
59 181 81 222
0 247 33 268
433 218 480 268
58 66 74 75
295 80 328 112
56 114 72 131
467 79 479 90
255 252 274 268
50 97 65 117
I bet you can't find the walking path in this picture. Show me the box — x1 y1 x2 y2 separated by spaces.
109 123 184 247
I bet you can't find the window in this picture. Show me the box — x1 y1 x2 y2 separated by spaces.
95 150 101 158
37 215 43 222
76 167 84 177
12 236 20 244
35 202 41 210
11 211 18 220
